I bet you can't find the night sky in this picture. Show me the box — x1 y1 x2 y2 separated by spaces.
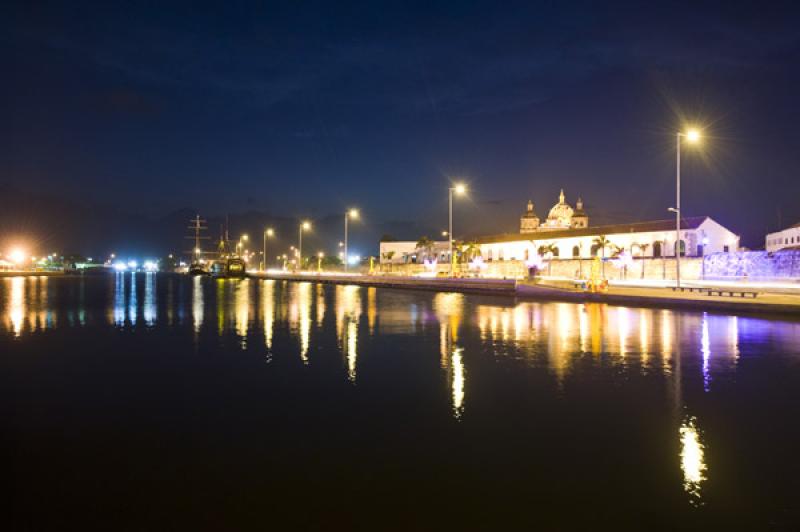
2 1 800 254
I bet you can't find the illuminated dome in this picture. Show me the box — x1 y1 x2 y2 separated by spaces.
545 189 574 228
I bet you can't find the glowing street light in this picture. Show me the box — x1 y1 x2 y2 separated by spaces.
344 208 359 272
448 182 468 276
317 251 325 272
236 234 249 257
262 227 275 271
298 221 311 270
9 248 26 265
674 128 702 288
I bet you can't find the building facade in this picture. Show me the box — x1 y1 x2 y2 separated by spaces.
379 240 450 265
378 194 740 270
765 222 800 252
478 216 739 262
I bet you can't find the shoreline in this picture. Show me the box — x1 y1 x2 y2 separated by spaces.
250 272 800 317
0 271 65 278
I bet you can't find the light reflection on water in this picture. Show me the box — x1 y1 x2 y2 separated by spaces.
679 416 708 505
3 274 800 510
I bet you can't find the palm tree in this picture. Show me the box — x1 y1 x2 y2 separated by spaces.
593 235 610 277
461 240 480 263
382 250 395 272
635 243 650 279
416 236 435 262
541 243 558 275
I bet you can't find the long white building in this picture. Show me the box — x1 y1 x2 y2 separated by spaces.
765 222 800 252
379 191 740 266
477 216 738 261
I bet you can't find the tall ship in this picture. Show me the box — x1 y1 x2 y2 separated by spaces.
186 215 210 275
210 222 247 279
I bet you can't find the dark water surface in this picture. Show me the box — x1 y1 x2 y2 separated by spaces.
3 274 800 530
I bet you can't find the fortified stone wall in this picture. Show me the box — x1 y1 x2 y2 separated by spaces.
703 250 800 280
376 252 800 281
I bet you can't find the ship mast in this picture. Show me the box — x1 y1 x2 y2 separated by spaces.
186 215 209 261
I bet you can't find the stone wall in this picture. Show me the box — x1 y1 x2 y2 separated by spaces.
703 250 800 280
377 252 800 281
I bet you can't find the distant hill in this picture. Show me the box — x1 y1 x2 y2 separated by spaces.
0 184 436 260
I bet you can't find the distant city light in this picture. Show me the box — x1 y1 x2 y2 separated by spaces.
127 260 138 269
9 248 26 264
143 260 158 272
113 262 128 271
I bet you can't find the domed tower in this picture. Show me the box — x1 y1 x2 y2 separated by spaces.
520 200 540 233
544 189 574 229
571 197 589 228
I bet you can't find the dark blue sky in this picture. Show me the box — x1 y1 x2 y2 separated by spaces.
2 0 800 248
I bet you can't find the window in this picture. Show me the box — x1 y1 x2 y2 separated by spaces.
674 240 686 257
572 245 580 258
697 244 704 257
653 242 662 258
487 249 493 261
498 249 504 261
524 249 530 261
552 247 559 257
723 245 729 253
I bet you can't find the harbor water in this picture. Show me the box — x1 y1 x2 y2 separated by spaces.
3 274 800 529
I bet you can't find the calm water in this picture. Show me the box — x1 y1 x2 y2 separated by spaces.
3 274 800 530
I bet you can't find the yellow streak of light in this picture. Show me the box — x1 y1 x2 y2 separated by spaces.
679 417 707 504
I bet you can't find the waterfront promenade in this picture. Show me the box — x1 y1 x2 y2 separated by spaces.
251 271 800 316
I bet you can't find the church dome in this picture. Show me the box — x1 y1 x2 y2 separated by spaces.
546 189 573 226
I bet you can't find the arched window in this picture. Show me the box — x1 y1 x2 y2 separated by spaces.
674 240 686 257
590 244 600 257
487 249 492 261
552 247 559 257
653 241 662 257
572 245 580 258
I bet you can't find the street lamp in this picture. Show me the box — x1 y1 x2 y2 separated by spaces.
237 234 249 256
298 221 311 270
344 208 359 272
448 183 467 276
674 128 701 288
262 228 274 271
317 251 325 272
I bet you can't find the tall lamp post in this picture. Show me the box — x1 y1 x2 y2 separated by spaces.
673 129 700 289
262 228 274 271
344 208 359 272
237 234 248 257
448 183 467 277
298 221 311 270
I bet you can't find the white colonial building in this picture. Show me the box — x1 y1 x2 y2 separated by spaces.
478 216 739 262
378 191 740 268
765 222 800 252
